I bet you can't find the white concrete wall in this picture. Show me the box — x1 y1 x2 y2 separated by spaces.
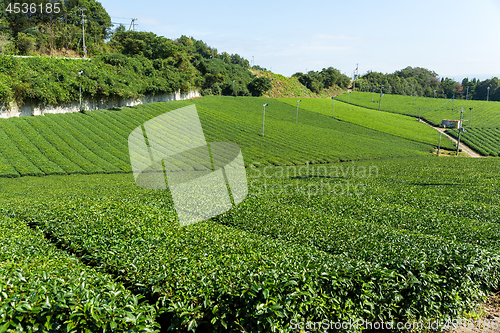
0 90 201 118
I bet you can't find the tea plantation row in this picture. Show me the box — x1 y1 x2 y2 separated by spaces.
1 156 499 331
277 97 455 150
0 97 438 178
447 127 500 157
0 214 160 332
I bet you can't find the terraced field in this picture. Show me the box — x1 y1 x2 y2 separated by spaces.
335 92 500 128
447 127 500 157
0 96 435 178
334 92 500 157
278 97 455 149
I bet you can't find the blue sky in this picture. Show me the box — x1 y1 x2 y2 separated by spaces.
100 0 500 81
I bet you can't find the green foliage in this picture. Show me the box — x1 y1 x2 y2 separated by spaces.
1 156 500 330
0 118 66 175
292 67 350 93
195 58 253 96
447 127 500 157
253 70 344 98
0 97 435 178
108 33 258 96
0 33 265 106
0 53 186 106
335 91 500 129
278 97 455 149
360 66 500 101
0 125 43 176
1 0 111 57
65 0 112 40
0 214 160 332
11 117 86 174
15 32 36 55
2 1 67 34
248 77 271 96
110 31 184 61
24 115 106 173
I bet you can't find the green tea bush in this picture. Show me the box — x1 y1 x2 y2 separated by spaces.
0 214 160 332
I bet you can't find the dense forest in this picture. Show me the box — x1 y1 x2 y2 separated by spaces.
0 0 277 106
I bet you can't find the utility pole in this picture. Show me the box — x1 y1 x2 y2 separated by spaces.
79 8 87 58
129 18 138 31
372 86 375 102
296 100 301 123
352 63 358 91
413 91 416 105
378 86 383 111
487 86 490 101
466 87 469 101
262 104 268 137
437 132 442 155
456 107 465 156
469 107 473 129
233 80 236 96
452 95 455 112
332 96 335 119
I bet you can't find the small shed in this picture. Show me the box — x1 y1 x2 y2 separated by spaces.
441 119 462 128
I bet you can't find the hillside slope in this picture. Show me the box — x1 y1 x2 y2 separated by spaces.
278 97 455 150
335 92 500 128
251 70 346 98
0 96 434 177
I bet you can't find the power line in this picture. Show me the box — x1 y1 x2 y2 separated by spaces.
456 107 465 156
420 97 454 111
110 16 134 20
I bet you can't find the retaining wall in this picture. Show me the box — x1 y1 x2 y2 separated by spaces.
0 90 200 118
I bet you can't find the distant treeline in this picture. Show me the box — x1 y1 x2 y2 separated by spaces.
356 67 499 101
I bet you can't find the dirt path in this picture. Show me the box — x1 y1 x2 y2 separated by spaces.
418 119 483 158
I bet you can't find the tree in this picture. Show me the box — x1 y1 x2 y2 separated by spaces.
440 78 457 98
474 78 499 101
65 0 111 40
248 77 271 96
